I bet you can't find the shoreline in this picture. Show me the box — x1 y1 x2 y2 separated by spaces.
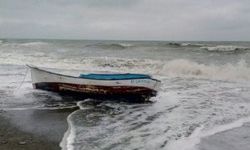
0 108 76 150
167 117 250 150
198 122 250 150
1 108 250 150
60 109 77 150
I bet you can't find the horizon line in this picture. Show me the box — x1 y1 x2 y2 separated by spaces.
0 37 250 42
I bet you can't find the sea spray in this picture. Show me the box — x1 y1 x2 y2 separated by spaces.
1 53 250 81
201 45 249 52
160 59 250 81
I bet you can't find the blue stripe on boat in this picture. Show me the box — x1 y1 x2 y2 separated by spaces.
79 73 151 80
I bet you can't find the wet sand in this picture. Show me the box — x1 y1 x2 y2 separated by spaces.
198 122 250 150
0 108 76 150
1 108 250 150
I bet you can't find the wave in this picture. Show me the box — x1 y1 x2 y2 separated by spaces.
181 43 205 47
1 41 49 48
85 43 133 49
0 39 8 45
19 42 49 47
201 45 250 52
60 104 83 150
92 58 250 82
160 59 250 81
1 105 78 111
25 52 47 57
166 42 205 48
1 51 250 82
117 43 134 47
59 88 250 150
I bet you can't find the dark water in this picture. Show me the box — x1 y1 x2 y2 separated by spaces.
1 39 250 150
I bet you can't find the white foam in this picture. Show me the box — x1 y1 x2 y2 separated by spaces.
167 117 250 150
19 42 49 47
181 43 205 47
55 81 250 150
76 100 91 110
201 45 249 52
60 101 93 150
1 106 77 111
60 114 74 150
161 59 250 81
25 52 47 57
118 43 133 47
0 41 49 48
60 109 80 150
1 50 250 82
60 125 71 150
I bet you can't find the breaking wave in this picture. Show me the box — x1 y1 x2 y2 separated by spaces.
19 42 49 47
160 59 250 81
61 84 250 150
1 51 250 82
1 41 49 48
0 39 8 45
201 45 250 52
85 43 133 49
166 42 205 47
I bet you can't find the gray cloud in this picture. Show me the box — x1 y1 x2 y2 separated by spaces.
0 0 250 40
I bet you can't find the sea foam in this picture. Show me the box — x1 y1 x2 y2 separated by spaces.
167 42 205 47
166 117 250 150
1 52 250 82
85 43 133 49
1 41 49 48
19 42 49 47
201 45 249 52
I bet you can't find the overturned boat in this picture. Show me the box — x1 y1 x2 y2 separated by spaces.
28 65 161 102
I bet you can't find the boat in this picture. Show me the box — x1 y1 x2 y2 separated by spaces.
28 65 161 102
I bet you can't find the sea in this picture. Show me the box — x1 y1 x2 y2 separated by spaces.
1 39 250 150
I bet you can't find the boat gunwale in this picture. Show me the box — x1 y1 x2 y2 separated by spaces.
27 65 161 82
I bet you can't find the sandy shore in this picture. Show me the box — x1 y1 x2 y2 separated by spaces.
198 122 250 150
0 108 76 150
1 107 250 150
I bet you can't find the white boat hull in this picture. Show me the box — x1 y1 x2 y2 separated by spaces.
28 66 161 101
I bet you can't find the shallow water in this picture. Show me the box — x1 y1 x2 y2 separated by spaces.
1 39 250 150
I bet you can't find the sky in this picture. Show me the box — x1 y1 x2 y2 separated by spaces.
0 0 250 41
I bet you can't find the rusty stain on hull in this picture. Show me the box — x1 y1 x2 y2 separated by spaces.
33 82 157 102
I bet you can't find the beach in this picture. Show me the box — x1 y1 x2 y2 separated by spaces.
0 108 76 150
1 0 250 149
198 122 250 150
1 108 250 150
1 40 250 149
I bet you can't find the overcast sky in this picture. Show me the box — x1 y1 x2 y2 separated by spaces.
0 0 250 41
